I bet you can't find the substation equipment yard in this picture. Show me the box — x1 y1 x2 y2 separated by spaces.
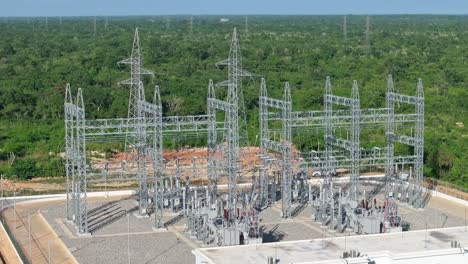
0 28 467 264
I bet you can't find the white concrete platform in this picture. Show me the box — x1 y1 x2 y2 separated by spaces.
193 226 468 264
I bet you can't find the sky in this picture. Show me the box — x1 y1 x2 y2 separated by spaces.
1 0 468 17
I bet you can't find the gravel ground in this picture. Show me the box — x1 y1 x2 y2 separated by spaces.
42 197 195 264
38 184 467 264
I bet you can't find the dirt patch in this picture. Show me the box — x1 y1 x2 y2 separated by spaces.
1 178 63 193
423 179 468 201
1 147 466 202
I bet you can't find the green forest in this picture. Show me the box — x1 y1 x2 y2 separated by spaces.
0 16 466 187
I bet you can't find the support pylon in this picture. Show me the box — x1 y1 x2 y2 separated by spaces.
350 80 360 201
118 28 154 153
216 28 254 148
414 79 424 208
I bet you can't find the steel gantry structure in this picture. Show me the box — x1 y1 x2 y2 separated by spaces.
65 85 88 233
207 79 238 223
298 77 424 196
64 26 425 240
65 28 259 236
323 78 361 202
65 81 165 233
207 27 255 223
385 75 425 208
257 75 425 222
64 28 215 233
259 78 293 218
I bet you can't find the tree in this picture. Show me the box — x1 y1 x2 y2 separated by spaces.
12 159 38 180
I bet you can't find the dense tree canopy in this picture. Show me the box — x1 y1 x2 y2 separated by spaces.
0 15 466 187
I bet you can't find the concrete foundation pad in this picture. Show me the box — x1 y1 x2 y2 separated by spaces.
76 232 92 237
151 226 165 232
132 211 150 219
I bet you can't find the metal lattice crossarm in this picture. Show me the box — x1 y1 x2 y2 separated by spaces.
393 134 421 146
332 138 353 151
268 108 417 127
300 154 417 169
207 98 236 112
387 92 423 105
325 94 358 107
260 138 284 153
83 116 225 141
259 96 291 109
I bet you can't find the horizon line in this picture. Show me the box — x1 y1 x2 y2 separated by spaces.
2 13 468 18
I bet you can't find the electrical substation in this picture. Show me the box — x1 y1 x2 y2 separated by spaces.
0 11 467 264
63 27 426 246
0 22 465 264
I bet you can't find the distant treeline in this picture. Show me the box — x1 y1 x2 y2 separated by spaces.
0 15 466 187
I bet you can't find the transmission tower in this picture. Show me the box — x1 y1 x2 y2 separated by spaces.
365 16 370 54
166 17 170 30
189 16 193 39
118 28 154 152
245 16 248 34
343 16 347 43
216 28 253 148
93 16 97 38
105 16 108 30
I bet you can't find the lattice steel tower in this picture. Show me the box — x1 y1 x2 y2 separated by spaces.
216 28 253 148
365 16 370 54
118 28 154 152
343 16 348 43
